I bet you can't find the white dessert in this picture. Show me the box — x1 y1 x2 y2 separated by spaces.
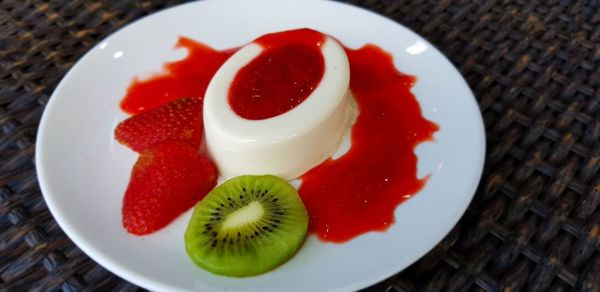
203 36 355 180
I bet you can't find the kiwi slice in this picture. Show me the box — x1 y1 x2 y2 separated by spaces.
185 175 308 277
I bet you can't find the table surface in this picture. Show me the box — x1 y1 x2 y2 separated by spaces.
2 0 600 291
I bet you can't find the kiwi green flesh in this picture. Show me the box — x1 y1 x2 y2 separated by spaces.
185 175 309 277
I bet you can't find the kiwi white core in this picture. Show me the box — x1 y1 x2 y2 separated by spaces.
221 201 264 230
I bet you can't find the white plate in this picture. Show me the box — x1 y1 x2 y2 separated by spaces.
35 0 485 291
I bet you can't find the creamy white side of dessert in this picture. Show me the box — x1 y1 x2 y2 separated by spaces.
203 36 355 180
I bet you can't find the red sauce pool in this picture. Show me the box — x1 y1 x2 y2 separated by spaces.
229 29 325 120
299 45 438 242
119 29 438 243
120 37 233 115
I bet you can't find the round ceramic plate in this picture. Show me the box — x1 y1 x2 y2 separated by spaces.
36 0 485 291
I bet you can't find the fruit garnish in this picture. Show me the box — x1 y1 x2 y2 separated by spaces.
184 175 308 277
122 140 217 235
115 97 203 152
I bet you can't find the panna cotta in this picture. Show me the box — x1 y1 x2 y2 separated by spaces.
203 29 355 180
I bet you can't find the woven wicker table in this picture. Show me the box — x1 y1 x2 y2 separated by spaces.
2 0 600 291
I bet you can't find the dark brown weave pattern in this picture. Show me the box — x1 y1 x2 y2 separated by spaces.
1 0 599 291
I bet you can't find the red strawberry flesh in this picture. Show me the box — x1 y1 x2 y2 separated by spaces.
115 97 203 152
122 140 217 235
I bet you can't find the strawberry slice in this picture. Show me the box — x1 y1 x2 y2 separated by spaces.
122 140 217 235
115 97 203 152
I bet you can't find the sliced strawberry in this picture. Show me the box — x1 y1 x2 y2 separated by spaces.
115 97 203 152
122 140 217 235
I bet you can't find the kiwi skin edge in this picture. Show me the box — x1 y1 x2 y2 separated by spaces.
184 175 309 277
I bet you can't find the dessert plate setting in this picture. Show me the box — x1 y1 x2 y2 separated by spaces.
35 0 485 291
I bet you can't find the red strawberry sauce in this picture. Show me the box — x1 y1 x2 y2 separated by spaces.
228 29 325 120
300 46 438 242
119 29 437 242
120 37 234 115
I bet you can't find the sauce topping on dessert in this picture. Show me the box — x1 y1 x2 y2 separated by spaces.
118 29 437 243
229 29 326 120
203 29 351 180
